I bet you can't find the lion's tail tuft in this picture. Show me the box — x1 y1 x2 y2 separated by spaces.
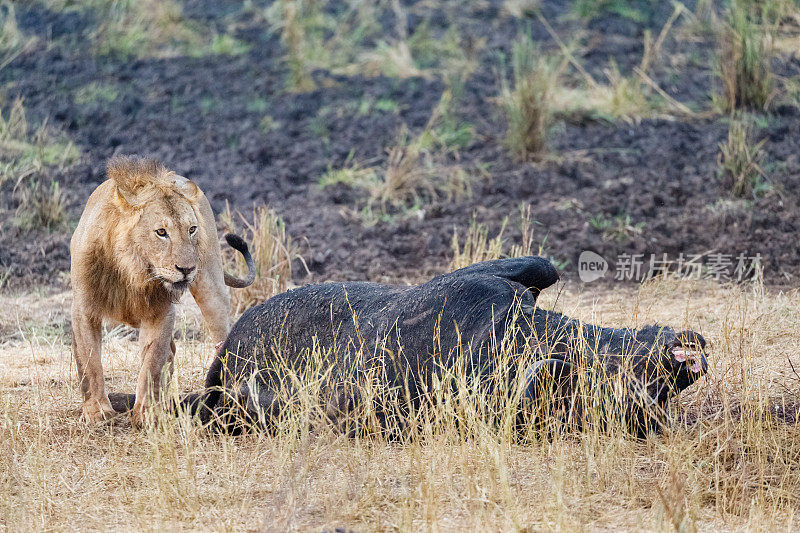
223 233 256 288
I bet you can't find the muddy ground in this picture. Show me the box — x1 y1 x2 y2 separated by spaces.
2 0 799 291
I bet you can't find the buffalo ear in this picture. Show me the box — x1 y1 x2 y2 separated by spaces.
522 358 578 402
107 155 164 207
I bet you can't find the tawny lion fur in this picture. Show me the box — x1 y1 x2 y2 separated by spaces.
70 155 253 426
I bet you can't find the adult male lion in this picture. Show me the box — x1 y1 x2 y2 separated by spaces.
70 155 255 426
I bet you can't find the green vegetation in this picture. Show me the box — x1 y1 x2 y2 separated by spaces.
318 150 378 190
356 97 400 116
37 0 248 60
85 0 197 59
0 98 77 230
266 0 483 91
246 98 269 113
208 33 250 56
572 0 653 22
590 213 645 243
74 82 118 104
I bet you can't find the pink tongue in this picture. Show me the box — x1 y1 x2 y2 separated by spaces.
672 347 703 372
671 348 688 362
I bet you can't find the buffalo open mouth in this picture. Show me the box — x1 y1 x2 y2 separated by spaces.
670 343 706 374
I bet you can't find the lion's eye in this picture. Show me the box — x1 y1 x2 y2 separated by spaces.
155 228 168 238
188 226 197 235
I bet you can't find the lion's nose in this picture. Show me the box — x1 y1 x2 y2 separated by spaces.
176 265 196 278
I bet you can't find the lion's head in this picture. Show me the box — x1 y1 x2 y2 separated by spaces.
107 156 209 298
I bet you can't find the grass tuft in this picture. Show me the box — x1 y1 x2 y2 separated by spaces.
74 82 119 105
590 213 646 243
451 205 544 270
717 117 768 198
319 93 475 217
0 0 33 70
500 34 560 159
716 1 776 111
0 98 78 190
13 178 67 230
451 214 508 270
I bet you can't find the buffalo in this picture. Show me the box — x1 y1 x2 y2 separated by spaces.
111 257 708 435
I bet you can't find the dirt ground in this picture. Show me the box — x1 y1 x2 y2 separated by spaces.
1 0 800 289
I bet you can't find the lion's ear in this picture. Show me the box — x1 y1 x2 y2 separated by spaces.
107 155 161 208
170 174 201 201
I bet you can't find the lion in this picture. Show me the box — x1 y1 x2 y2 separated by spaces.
70 155 255 426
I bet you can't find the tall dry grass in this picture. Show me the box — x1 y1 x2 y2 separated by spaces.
716 0 776 111
219 204 299 315
451 205 539 269
1 274 799 530
717 117 768 198
500 34 561 159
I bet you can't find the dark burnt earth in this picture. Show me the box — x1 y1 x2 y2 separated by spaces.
4 2 800 289
160 256 708 435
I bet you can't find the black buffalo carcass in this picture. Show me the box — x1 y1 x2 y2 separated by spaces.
142 256 707 435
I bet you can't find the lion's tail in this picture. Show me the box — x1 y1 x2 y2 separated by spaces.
222 233 256 289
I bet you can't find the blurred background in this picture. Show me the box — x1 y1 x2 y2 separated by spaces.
1 0 799 293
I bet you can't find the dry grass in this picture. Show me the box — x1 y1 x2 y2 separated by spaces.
551 5 692 124
1 98 77 228
450 214 508 270
1 98 78 187
716 1 776 112
320 94 475 216
500 34 561 159
39 0 248 60
717 118 768 198
13 177 67 230
451 205 539 270
219 205 298 315
1 276 799 530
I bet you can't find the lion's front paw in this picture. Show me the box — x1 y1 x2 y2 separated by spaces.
129 403 150 429
81 398 117 423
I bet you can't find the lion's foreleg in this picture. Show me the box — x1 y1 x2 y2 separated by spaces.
71 307 115 422
131 308 176 427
